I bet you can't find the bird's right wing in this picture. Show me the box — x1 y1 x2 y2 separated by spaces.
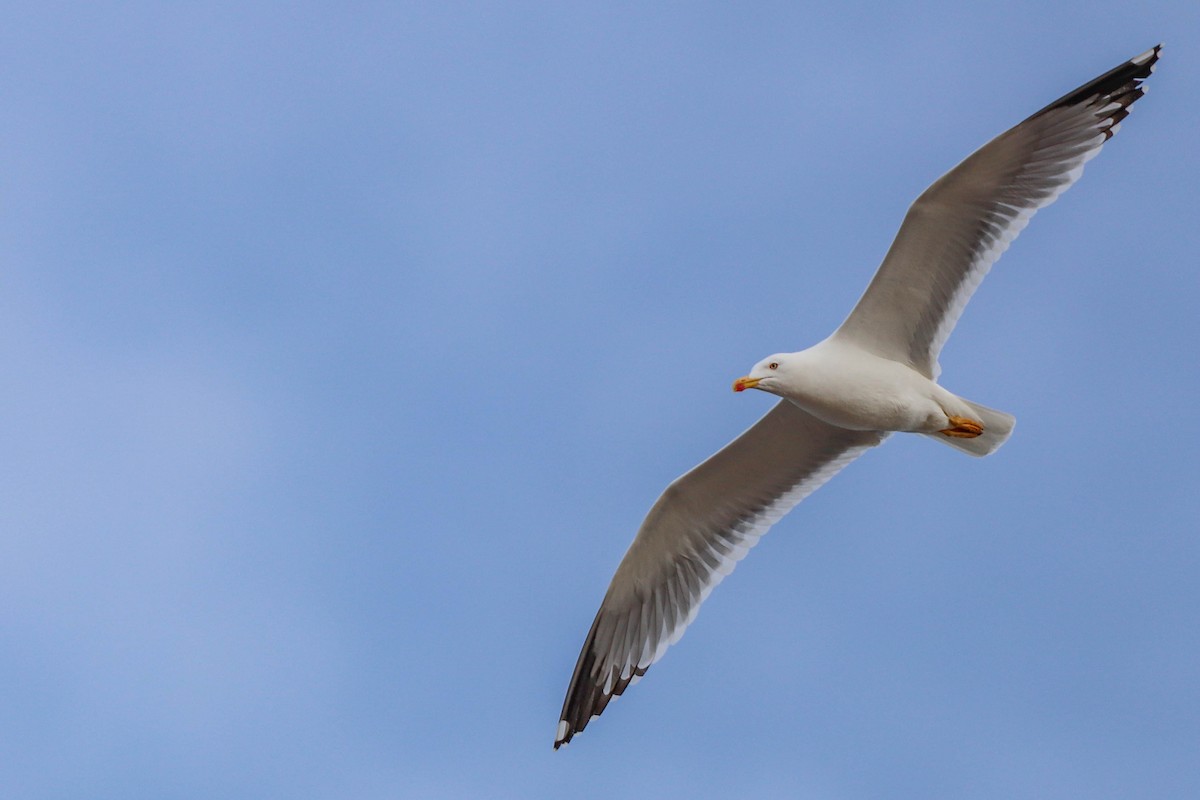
556 400 886 748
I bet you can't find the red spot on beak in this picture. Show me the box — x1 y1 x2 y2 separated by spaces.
733 377 758 392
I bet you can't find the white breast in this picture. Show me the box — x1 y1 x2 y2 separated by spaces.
777 340 947 433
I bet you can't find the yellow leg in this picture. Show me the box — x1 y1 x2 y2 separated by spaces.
940 415 984 439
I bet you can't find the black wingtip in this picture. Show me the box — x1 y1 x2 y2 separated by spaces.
1031 44 1162 124
554 610 608 749
555 604 653 749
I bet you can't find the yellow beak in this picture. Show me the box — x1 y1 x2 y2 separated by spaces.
732 376 760 392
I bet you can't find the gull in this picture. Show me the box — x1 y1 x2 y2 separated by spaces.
555 45 1160 749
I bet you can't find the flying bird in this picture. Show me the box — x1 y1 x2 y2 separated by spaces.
556 45 1161 749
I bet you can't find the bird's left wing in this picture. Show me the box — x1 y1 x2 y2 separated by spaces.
556 400 886 748
833 45 1160 378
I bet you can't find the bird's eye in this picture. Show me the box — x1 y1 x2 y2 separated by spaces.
768 362 779 370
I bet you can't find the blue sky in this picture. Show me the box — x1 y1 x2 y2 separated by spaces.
1 2 1197 798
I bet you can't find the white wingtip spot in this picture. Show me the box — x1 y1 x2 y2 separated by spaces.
556 720 568 742
1131 45 1159 66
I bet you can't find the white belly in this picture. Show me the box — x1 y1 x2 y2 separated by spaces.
779 341 956 433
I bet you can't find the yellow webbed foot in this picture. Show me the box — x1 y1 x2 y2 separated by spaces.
940 415 984 439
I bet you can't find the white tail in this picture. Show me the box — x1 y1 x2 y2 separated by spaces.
925 398 1016 457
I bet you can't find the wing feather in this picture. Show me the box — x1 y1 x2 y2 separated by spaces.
834 45 1160 378
555 401 885 747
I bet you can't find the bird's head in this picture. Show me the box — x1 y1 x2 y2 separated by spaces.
732 353 793 394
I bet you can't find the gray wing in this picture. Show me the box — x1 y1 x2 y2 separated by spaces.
833 45 1160 378
555 401 886 748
